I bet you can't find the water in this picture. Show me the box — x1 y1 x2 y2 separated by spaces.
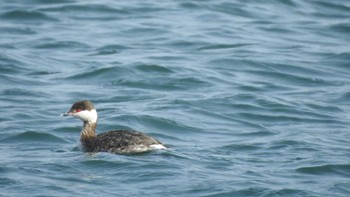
1 0 350 196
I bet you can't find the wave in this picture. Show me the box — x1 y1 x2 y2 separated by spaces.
91 44 130 56
40 4 129 14
33 40 90 49
297 164 350 178
198 43 256 51
214 187 315 197
0 26 36 35
63 65 130 81
1 10 58 22
0 131 67 143
107 71 211 91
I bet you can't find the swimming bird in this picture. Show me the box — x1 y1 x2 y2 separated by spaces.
62 100 166 154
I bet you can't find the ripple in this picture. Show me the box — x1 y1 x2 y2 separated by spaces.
33 0 74 4
0 26 36 35
119 115 200 135
167 40 209 51
248 70 336 87
329 182 350 197
39 3 130 21
208 2 253 18
197 43 256 51
322 53 350 74
296 164 350 177
310 1 350 16
64 66 131 81
80 159 129 169
228 187 314 197
330 22 350 35
91 44 130 56
267 139 310 150
2 88 48 97
220 143 262 151
0 53 27 73
41 4 129 14
0 131 67 143
34 40 90 49
109 76 210 91
1 10 58 22
0 177 17 185
134 64 174 74
237 130 277 137
194 186 311 197
179 2 201 9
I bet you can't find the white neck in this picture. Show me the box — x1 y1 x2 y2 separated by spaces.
73 109 98 123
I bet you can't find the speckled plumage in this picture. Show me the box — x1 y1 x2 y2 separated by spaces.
82 130 163 154
63 100 166 154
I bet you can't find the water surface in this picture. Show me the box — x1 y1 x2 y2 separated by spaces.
1 0 350 196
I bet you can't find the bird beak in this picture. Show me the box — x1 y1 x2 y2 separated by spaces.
61 112 72 116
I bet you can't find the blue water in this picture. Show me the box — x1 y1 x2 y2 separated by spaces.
1 0 350 196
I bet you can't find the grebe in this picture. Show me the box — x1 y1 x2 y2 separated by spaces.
62 100 166 154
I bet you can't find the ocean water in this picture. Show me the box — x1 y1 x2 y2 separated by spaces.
1 0 350 196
